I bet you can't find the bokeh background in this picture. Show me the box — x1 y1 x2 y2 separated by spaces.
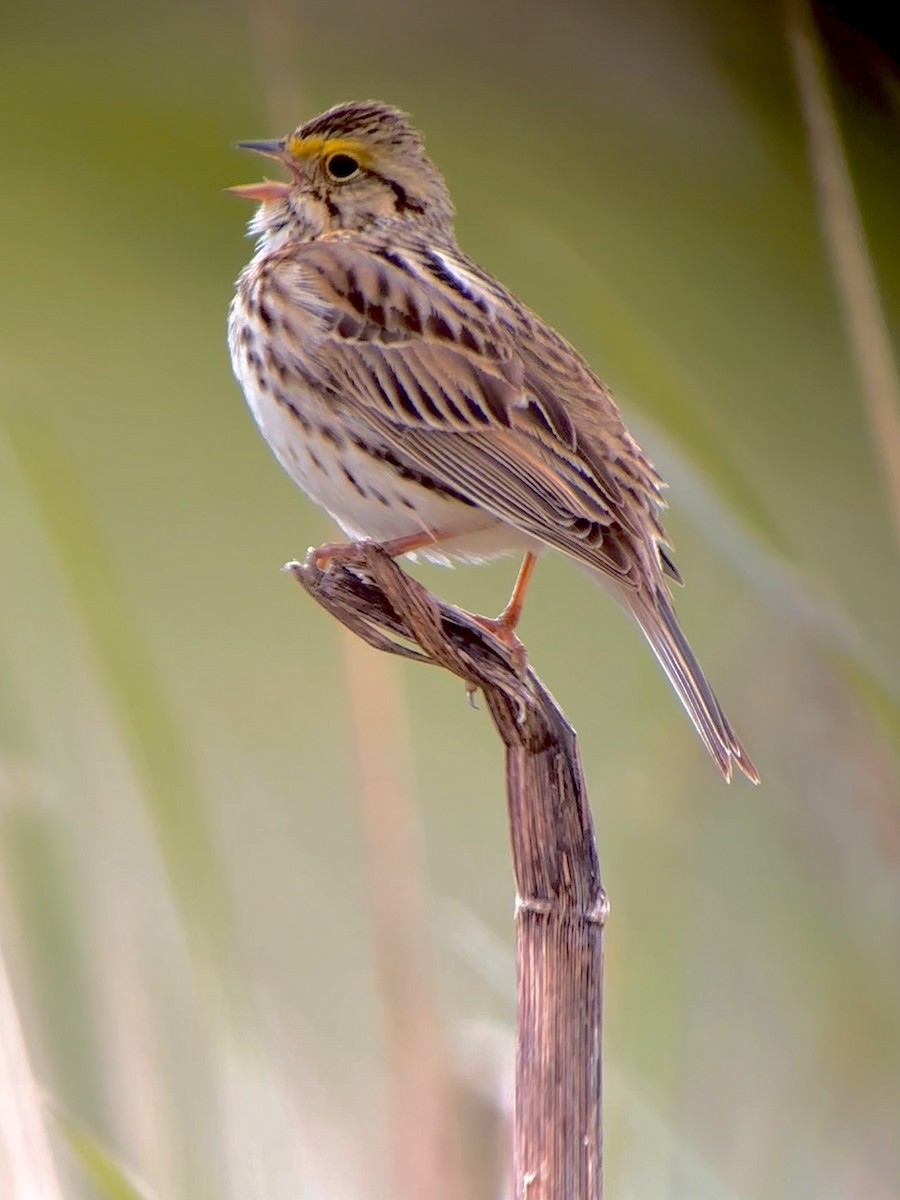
2 0 899 1196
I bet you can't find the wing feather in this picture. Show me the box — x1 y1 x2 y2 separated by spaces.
265 234 674 585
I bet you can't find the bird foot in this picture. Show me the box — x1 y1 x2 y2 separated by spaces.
309 540 366 572
470 612 529 677
308 538 530 677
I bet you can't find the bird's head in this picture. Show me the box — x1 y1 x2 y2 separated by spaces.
230 100 455 244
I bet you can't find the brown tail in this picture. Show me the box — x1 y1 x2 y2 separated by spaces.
623 585 759 783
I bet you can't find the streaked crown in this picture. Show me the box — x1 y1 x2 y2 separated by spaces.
291 100 426 157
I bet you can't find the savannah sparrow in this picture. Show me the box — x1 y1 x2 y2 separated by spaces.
228 100 758 783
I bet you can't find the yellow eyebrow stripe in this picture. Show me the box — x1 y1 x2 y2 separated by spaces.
286 135 372 165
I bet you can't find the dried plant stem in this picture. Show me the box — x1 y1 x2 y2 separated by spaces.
508 730 606 1200
788 0 900 551
290 545 605 1200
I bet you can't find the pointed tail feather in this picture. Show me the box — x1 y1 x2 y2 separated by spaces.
623 586 759 783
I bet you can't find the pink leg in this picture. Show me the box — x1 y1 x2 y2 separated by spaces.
470 553 537 672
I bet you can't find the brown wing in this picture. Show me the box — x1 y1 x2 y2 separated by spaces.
263 233 677 588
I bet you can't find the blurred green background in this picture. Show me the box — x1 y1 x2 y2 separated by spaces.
2 0 899 1196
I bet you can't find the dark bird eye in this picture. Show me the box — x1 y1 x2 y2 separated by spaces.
326 153 361 181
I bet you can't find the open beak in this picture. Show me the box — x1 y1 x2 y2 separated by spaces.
227 138 291 201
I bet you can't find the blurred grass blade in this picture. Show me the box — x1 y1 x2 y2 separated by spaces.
1 801 107 1133
788 0 900 552
613 1071 744 1200
1 415 239 1006
56 1112 156 1200
0 938 66 1200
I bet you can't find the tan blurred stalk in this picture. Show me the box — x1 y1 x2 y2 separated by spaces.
339 629 462 1200
0 935 65 1200
788 0 900 552
240 4 464 1192
244 0 307 130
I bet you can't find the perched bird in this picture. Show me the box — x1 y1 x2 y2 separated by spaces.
229 100 758 783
